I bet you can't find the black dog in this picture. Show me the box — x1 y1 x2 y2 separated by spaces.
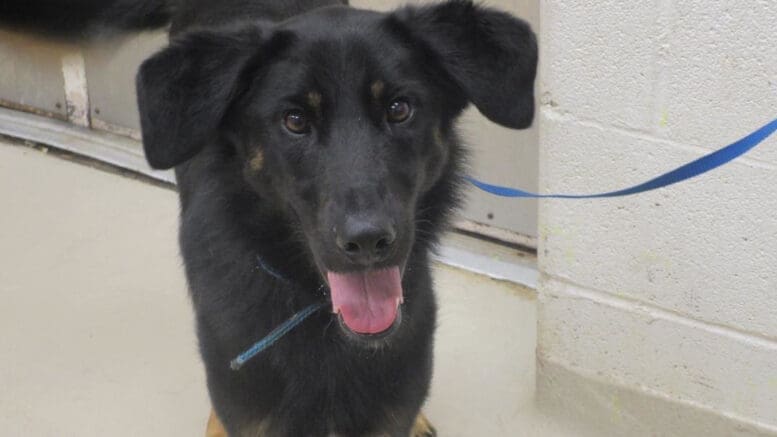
2 0 536 435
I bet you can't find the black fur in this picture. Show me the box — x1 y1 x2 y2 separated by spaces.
3 1 536 435
0 0 170 38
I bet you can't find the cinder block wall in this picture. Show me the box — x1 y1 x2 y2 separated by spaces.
536 1 777 436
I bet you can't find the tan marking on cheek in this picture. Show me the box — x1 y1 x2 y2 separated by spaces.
371 80 385 100
433 127 444 148
422 126 449 192
249 149 264 172
307 91 322 113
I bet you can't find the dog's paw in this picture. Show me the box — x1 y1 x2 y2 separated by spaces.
410 413 437 437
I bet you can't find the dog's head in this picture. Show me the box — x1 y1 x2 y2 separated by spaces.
137 1 536 339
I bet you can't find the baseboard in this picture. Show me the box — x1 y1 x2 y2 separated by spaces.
0 106 174 184
536 357 777 437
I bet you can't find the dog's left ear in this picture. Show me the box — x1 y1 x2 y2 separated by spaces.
390 0 537 129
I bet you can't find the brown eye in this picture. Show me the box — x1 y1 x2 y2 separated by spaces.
387 99 412 123
284 110 310 134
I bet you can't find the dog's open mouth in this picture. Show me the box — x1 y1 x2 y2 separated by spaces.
327 267 403 336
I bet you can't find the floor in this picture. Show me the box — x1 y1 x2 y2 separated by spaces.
0 140 573 436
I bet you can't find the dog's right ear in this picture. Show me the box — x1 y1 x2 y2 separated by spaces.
136 25 265 170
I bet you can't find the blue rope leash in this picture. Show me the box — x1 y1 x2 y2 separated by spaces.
230 300 327 370
230 258 328 371
466 118 777 199
256 255 287 281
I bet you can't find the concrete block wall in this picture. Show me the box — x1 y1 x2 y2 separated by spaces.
536 1 777 435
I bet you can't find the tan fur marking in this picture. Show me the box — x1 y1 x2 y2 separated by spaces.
239 420 272 437
307 91 322 111
410 413 436 437
207 408 432 436
249 149 264 172
371 80 385 100
206 409 271 437
432 127 444 147
206 409 228 437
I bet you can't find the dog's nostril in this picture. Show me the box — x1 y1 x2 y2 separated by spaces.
344 242 360 254
375 238 389 251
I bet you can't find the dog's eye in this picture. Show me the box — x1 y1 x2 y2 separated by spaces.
386 99 412 124
283 110 310 134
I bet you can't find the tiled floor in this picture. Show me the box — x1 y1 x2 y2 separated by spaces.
0 141 573 436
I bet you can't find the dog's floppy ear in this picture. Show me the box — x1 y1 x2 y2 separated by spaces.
136 25 264 169
390 0 537 129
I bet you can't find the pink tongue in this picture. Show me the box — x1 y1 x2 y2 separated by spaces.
327 267 403 334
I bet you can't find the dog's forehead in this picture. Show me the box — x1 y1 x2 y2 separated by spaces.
269 7 412 91
276 5 398 61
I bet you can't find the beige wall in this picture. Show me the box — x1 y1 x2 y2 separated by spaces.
537 1 777 435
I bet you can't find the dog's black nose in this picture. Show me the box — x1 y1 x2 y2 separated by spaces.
337 218 396 264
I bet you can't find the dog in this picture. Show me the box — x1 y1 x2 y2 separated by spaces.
1 0 537 435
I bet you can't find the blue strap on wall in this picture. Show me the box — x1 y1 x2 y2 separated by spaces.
466 118 777 199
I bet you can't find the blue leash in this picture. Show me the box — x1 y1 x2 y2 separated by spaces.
231 118 777 370
231 258 328 371
466 118 777 199
230 300 327 370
